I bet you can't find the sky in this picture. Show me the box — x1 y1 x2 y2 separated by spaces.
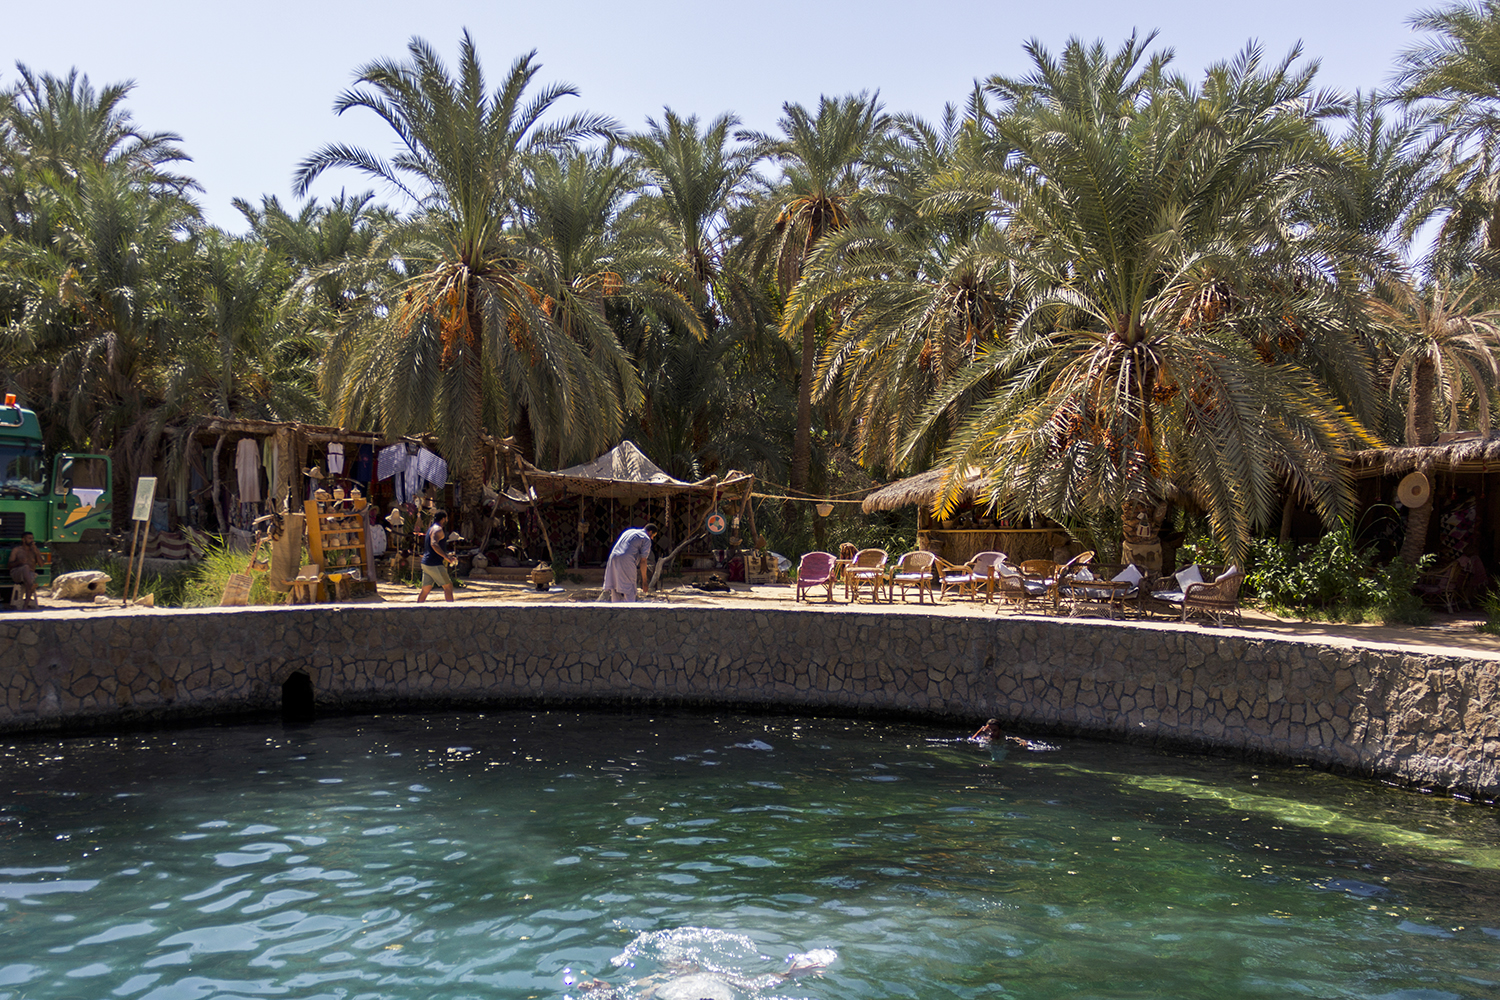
2 0 1436 230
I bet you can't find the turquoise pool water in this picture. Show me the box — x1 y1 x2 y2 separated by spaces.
1 711 1497 1000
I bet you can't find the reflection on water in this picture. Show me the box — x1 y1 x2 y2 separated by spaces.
1 711 1498 1000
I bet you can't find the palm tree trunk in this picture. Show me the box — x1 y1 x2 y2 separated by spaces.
788 316 815 526
1412 358 1437 446
1401 498 1434 565
1400 360 1438 565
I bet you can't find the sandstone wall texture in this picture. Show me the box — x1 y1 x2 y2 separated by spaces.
3 605 1497 795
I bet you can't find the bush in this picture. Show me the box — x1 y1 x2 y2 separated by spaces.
1477 590 1500 635
1245 526 1429 625
59 542 286 608
178 544 285 608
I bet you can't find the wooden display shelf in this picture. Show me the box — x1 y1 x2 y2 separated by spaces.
305 495 376 600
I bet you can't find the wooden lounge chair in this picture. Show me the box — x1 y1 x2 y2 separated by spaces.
845 548 889 603
794 551 838 603
938 550 1005 602
890 550 940 603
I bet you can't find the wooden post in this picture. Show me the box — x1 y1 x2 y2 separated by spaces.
210 434 226 533
121 519 145 606
518 468 555 565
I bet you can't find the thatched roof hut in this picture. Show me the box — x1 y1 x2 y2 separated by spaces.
861 467 983 514
859 466 1069 563
1351 431 1500 478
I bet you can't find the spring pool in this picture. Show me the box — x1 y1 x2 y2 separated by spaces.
1 711 1497 1000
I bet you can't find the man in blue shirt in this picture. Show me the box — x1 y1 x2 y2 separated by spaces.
601 523 658 602
417 509 455 603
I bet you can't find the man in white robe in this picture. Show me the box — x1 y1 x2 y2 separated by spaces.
601 523 657 602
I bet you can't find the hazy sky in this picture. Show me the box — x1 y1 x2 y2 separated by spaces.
3 1 1432 229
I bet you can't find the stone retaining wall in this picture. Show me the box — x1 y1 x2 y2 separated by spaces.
4 605 1498 795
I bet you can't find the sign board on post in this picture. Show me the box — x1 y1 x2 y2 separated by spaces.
123 477 159 605
131 477 158 523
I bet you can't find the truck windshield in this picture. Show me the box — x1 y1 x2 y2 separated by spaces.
1 443 46 496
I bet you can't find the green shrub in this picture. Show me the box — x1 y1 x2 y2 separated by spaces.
178 544 284 608
1245 524 1429 624
1477 589 1500 635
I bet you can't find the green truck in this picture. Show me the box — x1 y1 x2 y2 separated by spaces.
1 394 113 595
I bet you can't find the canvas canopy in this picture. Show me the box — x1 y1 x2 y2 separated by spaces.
515 440 753 500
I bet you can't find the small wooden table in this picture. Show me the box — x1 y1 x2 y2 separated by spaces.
1066 578 1135 619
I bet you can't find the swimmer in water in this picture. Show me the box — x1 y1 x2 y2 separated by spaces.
970 719 1055 751
578 945 836 1000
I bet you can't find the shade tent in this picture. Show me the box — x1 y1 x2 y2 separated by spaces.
518 440 752 499
500 439 756 568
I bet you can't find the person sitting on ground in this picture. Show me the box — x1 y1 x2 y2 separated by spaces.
417 510 456 603
7 531 40 610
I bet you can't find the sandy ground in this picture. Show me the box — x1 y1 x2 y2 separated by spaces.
13 573 1500 660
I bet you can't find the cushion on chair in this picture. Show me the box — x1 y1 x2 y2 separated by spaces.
1175 564 1204 590
1112 564 1143 585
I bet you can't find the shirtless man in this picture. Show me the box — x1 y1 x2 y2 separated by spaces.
8 532 41 609
970 718 1052 751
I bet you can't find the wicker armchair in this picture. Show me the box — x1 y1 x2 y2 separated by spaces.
794 552 838 603
845 548 889 603
938 550 1005 602
1181 566 1244 626
991 562 1034 613
1415 561 1460 614
890 550 941 604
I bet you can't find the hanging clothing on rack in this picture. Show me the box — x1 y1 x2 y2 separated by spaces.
375 443 449 503
327 442 345 474
352 444 374 484
235 438 262 503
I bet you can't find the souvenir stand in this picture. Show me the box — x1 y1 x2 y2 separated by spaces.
304 489 376 602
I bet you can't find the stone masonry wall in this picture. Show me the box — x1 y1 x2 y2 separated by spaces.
3 605 1498 795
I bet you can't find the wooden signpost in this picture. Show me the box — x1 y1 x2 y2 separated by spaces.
121 477 156 606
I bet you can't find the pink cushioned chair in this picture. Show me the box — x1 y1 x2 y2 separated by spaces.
795 551 838 603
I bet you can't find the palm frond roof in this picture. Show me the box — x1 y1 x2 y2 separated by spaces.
861 466 984 513
1352 431 1500 478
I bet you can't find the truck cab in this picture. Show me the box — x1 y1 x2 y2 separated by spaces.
1 394 112 594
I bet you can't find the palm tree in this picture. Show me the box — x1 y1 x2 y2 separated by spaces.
293 33 617 520
783 106 1015 473
0 64 196 232
1395 0 1500 268
626 109 754 298
1372 278 1500 561
739 93 890 510
914 37 1382 564
0 159 197 447
235 191 399 414
515 147 706 465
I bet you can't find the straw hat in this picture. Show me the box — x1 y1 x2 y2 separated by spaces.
1397 472 1431 508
